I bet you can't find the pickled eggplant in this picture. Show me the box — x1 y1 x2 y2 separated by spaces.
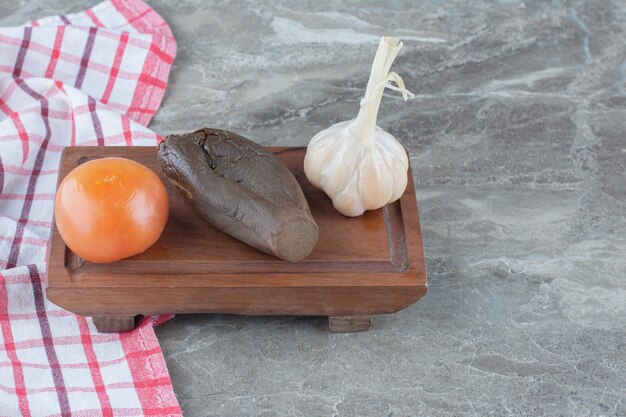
157 128 319 262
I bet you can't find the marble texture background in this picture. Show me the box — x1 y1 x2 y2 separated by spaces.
3 0 626 416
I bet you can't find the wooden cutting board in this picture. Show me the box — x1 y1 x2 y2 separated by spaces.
46 146 427 333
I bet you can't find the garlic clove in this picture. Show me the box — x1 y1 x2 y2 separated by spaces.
372 128 409 202
304 121 349 189
358 151 395 210
320 144 354 196
333 179 365 217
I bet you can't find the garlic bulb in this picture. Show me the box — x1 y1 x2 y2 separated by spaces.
304 37 414 217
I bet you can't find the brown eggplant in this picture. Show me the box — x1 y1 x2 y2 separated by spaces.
157 128 318 262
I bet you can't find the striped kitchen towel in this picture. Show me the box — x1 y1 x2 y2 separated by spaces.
0 0 181 415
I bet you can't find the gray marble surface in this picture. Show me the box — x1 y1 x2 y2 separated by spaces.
4 0 626 416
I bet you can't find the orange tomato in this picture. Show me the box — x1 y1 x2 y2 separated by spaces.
54 157 169 263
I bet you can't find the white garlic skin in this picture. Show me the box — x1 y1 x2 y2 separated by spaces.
304 119 408 217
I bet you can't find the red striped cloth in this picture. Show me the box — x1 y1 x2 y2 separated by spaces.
0 1 181 415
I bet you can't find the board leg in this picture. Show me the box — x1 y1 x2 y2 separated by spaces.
328 316 372 333
92 316 137 333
